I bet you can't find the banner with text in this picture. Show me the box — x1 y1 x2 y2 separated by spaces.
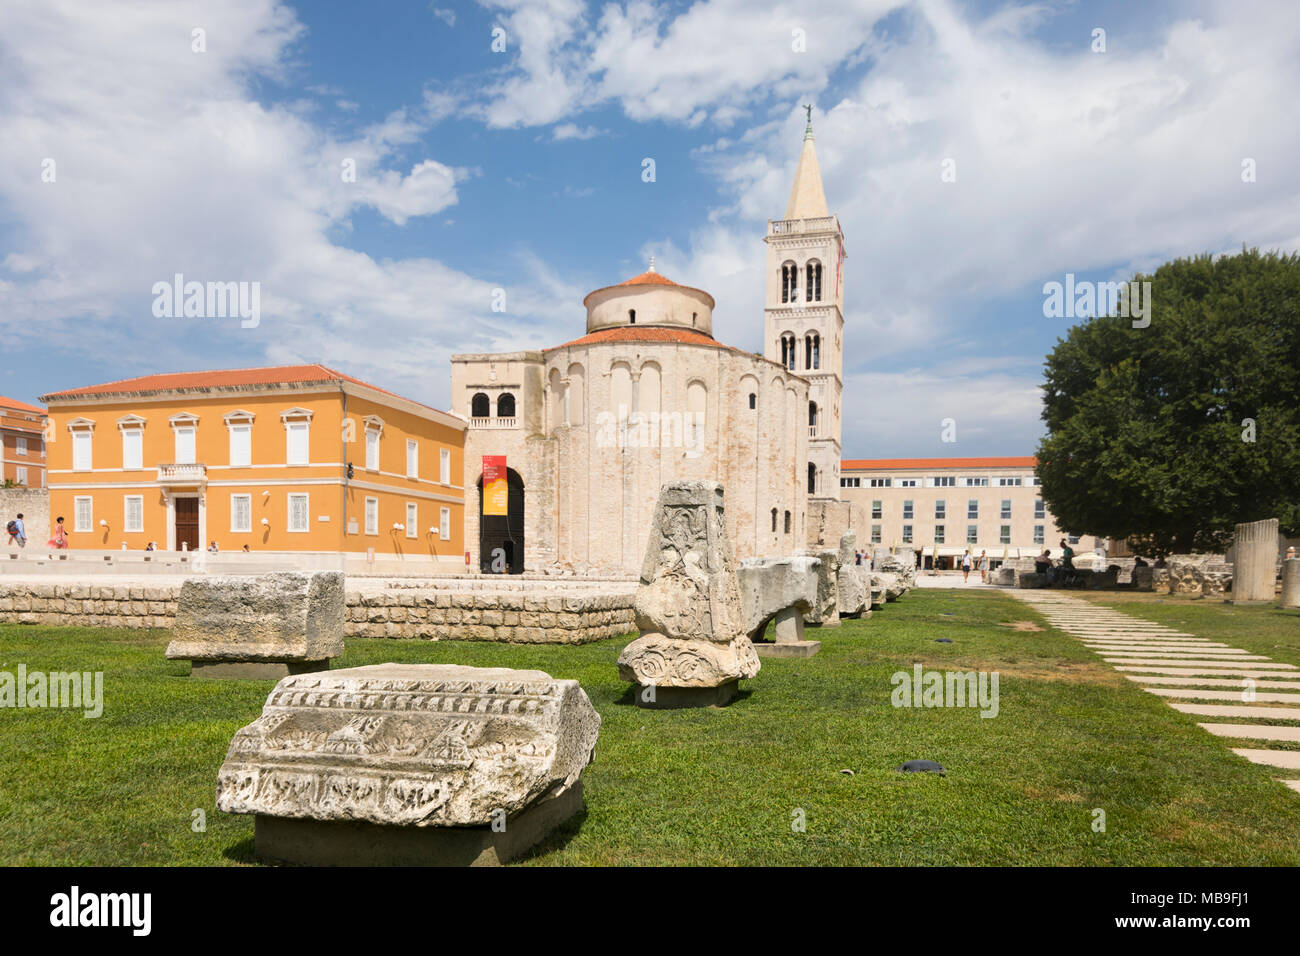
483 455 508 516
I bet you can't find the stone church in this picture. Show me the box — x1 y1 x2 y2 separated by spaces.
452 116 857 574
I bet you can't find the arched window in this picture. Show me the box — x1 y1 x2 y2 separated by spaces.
628 309 636 324
806 260 822 302
808 462 817 494
781 262 798 303
780 332 796 371
806 332 820 370
771 508 778 532
784 510 792 534
809 402 818 430
748 393 756 410
471 393 490 418
497 392 515 418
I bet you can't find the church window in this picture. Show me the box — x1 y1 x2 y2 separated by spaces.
804 333 820 370
808 462 817 494
497 392 515 418
771 509 778 532
781 262 798 303
784 510 792 534
780 333 796 371
808 402 817 430
806 261 822 302
628 309 636 324
749 393 756 409
471 393 490 418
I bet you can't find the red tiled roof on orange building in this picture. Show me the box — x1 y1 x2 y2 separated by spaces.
39 363 449 416
546 326 738 351
0 395 46 415
841 456 1038 470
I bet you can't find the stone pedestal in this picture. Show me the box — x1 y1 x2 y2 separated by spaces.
166 571 344 675
1233 519 1279 604
754 605 821 658
217 663 601 865
1280 558 1300 609
617 481 759 706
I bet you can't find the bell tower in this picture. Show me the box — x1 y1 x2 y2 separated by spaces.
763 106 844 500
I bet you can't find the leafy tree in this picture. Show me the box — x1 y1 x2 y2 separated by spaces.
1037 248 1300 554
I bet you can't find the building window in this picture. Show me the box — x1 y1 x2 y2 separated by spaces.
871 524 882 544
841 477 861 488
902 499 914 520
365 497 378 536
122 429 143 470
806 261 822 301
285 422 309 465
497 393 516 418
15 466 27 486
998 476 1023 487
748 393 756 409
173 426 196 465
807 463 816 495
780 333 796 371
16 436 27 455
935 524 946 544
899 478 918 487
406 502 418 538
72 430 93 471
1034 498 1045 519
471 393 490 418
902 524 913 544
123 495 143 533
365 429 380 470
808 401 817 431
1000 525 1012 544
74 496 92 532
781 261 798 303
288 493 309 532
965 476 989 487
771 508 778 533
225 424 249 468
1030 476 1042 486
1033 524 1045 545
406 440 418 478
932 476 955 487
628 309 636 324
1068 534 1080 545
440 448 450 484
967 524 978 544
784 511 792 534
935 499 946 519
871 500 882 519
967 499 979 519
869 478 891 488
231 494 251 533
805 333 820 370
1001 499 1012 519
440 507 451 540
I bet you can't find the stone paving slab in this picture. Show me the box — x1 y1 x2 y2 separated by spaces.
1170 703 1300 720
1102 657 1294 669
1199 723 1300 742
1281 780 1300 794
1144 687 1300 703
1089 648 1260 657
1116 665 1300 678
1127 675 1300 690
1231 748 1300 770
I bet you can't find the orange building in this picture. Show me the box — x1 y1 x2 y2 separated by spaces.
0 396 47 488
39 365 465 561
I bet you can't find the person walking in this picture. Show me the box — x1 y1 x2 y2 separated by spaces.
47 515 69 549
6 512 26 547
978 550 989 583
961 549 972 583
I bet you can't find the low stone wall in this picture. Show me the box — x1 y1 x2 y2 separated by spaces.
0 581 636 644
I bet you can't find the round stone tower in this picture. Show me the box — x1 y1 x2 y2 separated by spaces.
582 260 715 336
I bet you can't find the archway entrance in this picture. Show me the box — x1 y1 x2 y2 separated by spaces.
478 468 525 574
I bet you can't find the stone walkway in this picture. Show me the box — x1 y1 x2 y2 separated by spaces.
1008 590 1300 797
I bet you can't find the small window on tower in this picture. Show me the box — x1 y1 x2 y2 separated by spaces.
784 510 792 534
748 393 756 409
771 508 777 532
628 309 636 324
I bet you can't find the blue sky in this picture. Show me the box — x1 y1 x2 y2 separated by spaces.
2 0 1297 456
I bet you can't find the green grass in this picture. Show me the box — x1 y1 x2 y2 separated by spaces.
1 588 1299 866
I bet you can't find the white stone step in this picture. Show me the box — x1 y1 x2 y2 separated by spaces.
1199 723 1300 742
1126 675 1300 690
1116 666 1300 679
1144 687 1300 703
1280 780 1300 794
1103 657 1295 669
1169 702 1300 720
1231 748 1300 770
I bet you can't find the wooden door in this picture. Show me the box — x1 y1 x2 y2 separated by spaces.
174 497 199 552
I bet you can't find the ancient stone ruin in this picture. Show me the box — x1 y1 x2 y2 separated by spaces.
835 531 870 619
1233 518 1279 604
216 663 601 866
737 555 821 658
617 481 760 707
166 571 344 678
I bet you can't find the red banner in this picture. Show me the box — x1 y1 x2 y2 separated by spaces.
483 455 507 516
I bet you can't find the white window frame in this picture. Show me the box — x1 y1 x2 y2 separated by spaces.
967 499 979 519
902 524 913 544
123 495 143 533
898 478 918 487
364 496 378 536
72 430 93 471
230 494 252 533
934 524 945 544
871 500 882 519
286 421 310 466
439 447 450 484
1000 525 1012 544
870 524 881 544
228 423 252 468
406 439 418 478
1034 498 1046 519
1033 525 1045 545
439 506 450 540
121 428 143 470
935 499 946 519
15 436 27 456
287 493 309 533
902 499 914 520
74 496 93 532
967 524 978 544
1001 499 1012 519
366 428 380 471
406 502 418 538
15 466 28 486
174 425 196 465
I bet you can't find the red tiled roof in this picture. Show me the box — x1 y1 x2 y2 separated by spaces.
546 326 736 351
583 270 715 308
0 395 46 415
39 364 450 416
841 456 1038 470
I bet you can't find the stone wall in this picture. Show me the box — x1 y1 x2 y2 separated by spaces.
0 487 49 549
0 580 636 644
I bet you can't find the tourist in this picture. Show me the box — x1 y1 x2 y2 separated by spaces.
1035 549 1052 575
242 543 250 553
961 549 972 582
855 550 863 566
5 512 25 547
47 516 69 549
978 550 989 582
1060 538 1075 571
1288 546 1296 561
208 540 219 553
145 541 156 551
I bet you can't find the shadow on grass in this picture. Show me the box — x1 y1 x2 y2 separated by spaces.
221 835 258 865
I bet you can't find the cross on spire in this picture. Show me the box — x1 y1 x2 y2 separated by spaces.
803 103 814 137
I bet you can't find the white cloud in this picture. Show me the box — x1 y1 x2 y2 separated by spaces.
551 122 601 140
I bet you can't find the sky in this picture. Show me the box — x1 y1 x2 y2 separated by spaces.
1 0 1297 458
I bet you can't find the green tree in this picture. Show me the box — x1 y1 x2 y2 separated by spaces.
1037 248 1300 554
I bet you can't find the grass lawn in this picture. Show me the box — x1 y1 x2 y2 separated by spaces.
2 587 1298 866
